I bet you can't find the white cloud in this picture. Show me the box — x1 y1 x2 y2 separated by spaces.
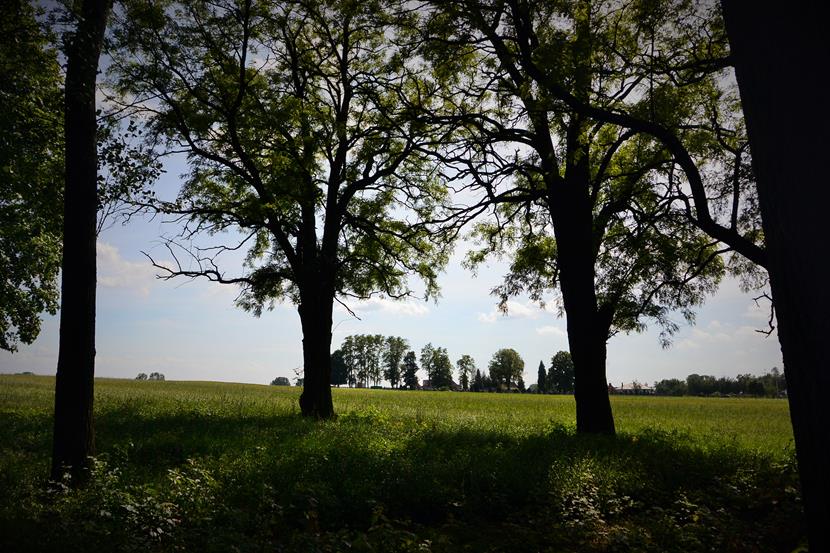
343 297 430 317
535 325 566 337
97 242 157 297
477 300 542 324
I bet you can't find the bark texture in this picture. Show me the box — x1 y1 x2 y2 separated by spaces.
51 0 111 482
721 2 830 550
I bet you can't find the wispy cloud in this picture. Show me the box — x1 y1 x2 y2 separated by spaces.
97 242 157 297
535 325 566 337
478 300 540 323
341 297 430 317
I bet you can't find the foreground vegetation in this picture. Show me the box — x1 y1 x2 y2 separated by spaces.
0 375 804 552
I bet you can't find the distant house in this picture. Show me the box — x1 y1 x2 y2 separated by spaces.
608 382 655 395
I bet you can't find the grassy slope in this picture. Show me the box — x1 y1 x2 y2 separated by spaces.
0 375 805 552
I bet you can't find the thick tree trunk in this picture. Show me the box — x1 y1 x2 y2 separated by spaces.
297 284 334 418
50 0 111 482
722 3 830 550
549 164 615 435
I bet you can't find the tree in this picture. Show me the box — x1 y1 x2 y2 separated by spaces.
114 0 453 418
488 348 524 391
51 0 113 482
720 4 830 545
536 361 546 393
456 354 475 391
135 373 148 381
426 0 732 434
420 343 453 388
270 377 290 386
472 369 483 392
148 372 165 381
548 351 574 394
402 350 420 390
383 336 409 388
0 1 63 353
654 378 686 396
330 349 347 387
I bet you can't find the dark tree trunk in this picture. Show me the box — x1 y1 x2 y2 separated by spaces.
297 282 334 418
722 3 830 550
549 149 616 435
50 0 111 482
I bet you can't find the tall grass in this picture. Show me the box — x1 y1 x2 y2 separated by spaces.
0 375 804 552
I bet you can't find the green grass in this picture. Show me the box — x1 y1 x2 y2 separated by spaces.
0 375 805 552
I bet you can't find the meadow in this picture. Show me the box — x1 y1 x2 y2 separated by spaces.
0 375 805 552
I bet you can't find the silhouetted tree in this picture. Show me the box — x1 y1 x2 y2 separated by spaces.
427 0 733 434
548 351 575 394
135 373 148 381
270 377 290 386
330 349 347 387
114 0 454 418
536 361 546 394
402 351 420 390
51 0 112 482
472 369 483 392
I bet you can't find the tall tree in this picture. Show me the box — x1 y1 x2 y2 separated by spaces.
114 0 452 417
51 0 113 481
536 360 546 393
426 0 732 433
420 343 452 388
383 336 408 388
0 1 63 353
330 348 347 387
455 354 475 391
472 368 483 392
401 350 420 390
488 348 524 391
548 351 575 394
721 3 830 548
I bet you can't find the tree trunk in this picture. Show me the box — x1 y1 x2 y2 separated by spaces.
297 283 334 418
50 0 111 482
549 171 616 435
721 3 830 550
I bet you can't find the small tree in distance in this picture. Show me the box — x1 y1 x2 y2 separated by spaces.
548 352 575 394
488 349 524 391
537 361 547 394
135 373 148 381
456 355 476 391
402 351 419 390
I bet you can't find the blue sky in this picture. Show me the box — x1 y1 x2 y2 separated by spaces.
1 184 783 386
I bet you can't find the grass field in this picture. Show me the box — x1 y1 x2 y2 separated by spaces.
0 375 805 552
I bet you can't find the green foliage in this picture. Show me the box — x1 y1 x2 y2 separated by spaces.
401 351 419 390
488 348 525 391
537 360 547 393
0 375 805 552
383 337 409 388
455 354 475 391
111 0 453 314
0 1 63 351
549 351 575 394
420 343 453 389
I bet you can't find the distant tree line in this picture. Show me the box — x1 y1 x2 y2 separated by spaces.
654 368 786 397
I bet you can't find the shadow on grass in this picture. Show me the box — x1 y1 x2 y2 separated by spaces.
0 408 806 553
